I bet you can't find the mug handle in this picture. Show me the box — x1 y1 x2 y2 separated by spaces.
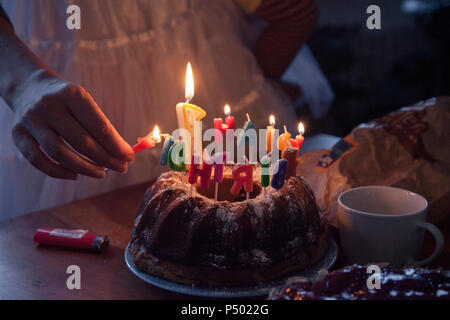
409 221 444 267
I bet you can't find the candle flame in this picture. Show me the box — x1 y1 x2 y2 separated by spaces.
298 122 305 135
152 125 161 143
185 62 194 102
224 104 231 116
269 115 275 126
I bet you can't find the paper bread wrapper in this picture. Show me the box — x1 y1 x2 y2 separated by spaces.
298 97 450 226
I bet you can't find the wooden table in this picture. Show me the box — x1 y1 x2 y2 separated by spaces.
0 182 191 299
0 182 449 299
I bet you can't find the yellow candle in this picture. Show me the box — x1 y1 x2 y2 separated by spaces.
176 63 206 162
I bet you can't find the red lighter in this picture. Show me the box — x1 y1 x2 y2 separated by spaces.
33 228 109 252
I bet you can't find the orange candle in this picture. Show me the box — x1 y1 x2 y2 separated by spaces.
266 115 276 152
277 125 291 153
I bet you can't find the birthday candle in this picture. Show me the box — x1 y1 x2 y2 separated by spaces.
271 159 288 190
213 118 226 145
231 163 253 195
295 122 305 152
282 147 299 179
260 155 271 187
277 125 292 153
133 138 156 154
212 152 230 183
168 142 186 172
237 113 255 147
266 115 275 152
133 125 161 153
176 63 206 161
188 155 213 189
160 136 175 166
224 104 234 129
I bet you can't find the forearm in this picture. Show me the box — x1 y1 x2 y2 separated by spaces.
254 0 319 79
0 17 50 110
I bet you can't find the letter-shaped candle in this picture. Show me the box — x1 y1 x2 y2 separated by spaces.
237 113 255 147
212 152 230 183
176 63 206 160
231 164 253 195
160 136 174 166
188 155 212 189
260 155 271 187
168 142 186 172
214 105 234 145
277 125 291 153
282 147 299 179
271 159 288 190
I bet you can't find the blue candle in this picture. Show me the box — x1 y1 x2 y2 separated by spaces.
237 113 255 147
271 159 288 190
160 136 175 166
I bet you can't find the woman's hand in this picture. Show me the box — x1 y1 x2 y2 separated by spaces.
10 69 135 180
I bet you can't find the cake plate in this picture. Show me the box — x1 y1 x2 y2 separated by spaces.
124 239 338 298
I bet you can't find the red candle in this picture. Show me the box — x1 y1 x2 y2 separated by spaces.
224 104 234 129
231 163 253 195
133 125 161 153
133 138 156 153
212 152 230 183
289 138 298 148
295 122 305 152
188 155 212 189
214 118 226 144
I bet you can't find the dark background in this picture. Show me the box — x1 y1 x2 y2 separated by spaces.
299 0 450 136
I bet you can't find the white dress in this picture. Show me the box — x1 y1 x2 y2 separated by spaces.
0 0 333 220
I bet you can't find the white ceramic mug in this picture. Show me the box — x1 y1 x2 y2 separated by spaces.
337 186 444 267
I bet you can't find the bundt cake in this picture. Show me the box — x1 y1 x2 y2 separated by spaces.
129 166 329 286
